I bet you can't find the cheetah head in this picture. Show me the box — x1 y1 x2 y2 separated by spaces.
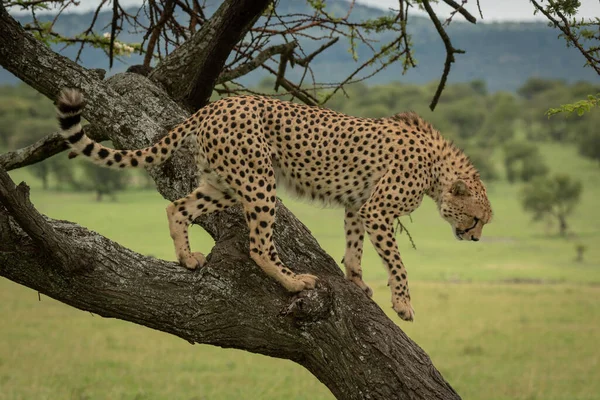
439 178 492 242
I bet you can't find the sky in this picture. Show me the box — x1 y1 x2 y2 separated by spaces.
10 0 600 21
360 0 600 21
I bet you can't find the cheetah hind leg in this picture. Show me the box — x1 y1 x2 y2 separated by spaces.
166 182 236 269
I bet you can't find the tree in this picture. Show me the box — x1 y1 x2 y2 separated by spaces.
517 77 565 101
477 92 518 146
517 79 595 142
521 174 583 236
462 146 499 182
576 109 600 165
80 161 128 201
503 141 549 183
0 0 491 398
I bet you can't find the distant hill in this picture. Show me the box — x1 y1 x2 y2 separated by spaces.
1 0 597 91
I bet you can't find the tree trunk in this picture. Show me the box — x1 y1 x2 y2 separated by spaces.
0 3 461 399
558 214 568 236
41 171 48 190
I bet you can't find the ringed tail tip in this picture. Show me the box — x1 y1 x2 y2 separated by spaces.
57 88 85 116
56 88 85 135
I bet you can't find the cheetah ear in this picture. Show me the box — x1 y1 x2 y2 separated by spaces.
451 179 470 196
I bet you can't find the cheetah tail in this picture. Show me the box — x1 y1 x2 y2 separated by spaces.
56 88 188 169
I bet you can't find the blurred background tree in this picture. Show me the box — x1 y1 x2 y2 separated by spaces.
503 140 549 183
80 162 128 201
521 174 583 236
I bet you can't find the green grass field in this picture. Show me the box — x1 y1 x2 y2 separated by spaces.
1 142 600 400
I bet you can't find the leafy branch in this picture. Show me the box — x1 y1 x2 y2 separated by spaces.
546 94 600 117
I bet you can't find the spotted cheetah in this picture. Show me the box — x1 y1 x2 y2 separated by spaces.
56 89 492 321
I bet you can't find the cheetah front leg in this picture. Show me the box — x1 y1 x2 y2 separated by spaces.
228 165 317 292
241 197 318 292
359 190 415 321
343 208 372 297
166 181 236 269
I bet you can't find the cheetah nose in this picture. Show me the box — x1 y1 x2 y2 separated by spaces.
471 237 479 242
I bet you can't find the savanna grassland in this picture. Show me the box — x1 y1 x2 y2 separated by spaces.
2 139 600 400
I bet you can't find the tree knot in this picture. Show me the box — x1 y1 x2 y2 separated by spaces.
280 283 332 323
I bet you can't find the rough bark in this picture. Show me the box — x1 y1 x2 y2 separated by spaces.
0 3 461 399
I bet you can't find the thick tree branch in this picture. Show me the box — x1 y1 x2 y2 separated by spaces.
0 5 164 147
0 171 460 400
149 0 271 110
0 167 89 272
0 132 68 171
0 126 108 171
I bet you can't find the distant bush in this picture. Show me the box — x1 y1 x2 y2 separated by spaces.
503 141 549 183
521 174 583 236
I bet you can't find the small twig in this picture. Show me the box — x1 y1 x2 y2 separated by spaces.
274 43 295 91
422 0 466 111
294 37 339 67
441 0 477 24
530 0 600 75
395 217 417 250
262 64 319 106
109 0 119 68
76 0 108 62
217 42 297 85
144 0 176 68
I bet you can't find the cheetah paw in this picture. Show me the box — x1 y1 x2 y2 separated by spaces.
346 276 373 298
296 273 318 290
180 252 207 270
393 297 415 322
285 273 318 292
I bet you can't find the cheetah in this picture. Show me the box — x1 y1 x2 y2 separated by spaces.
56 89 492 321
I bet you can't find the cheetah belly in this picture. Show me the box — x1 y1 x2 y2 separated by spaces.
269 137 381 208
